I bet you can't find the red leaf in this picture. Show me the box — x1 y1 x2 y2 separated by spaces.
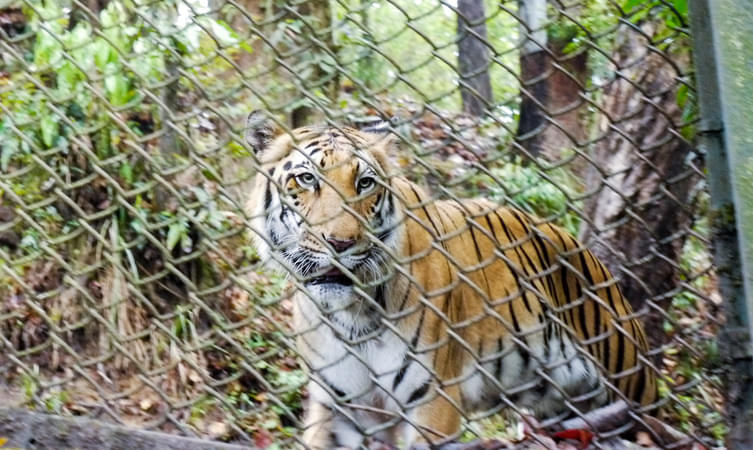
254 429 274 449
552 429 594 449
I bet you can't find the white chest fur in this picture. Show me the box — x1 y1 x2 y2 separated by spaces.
295 290 432 445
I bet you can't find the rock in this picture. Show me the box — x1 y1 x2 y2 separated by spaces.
0 230 19 248
0 205 14 222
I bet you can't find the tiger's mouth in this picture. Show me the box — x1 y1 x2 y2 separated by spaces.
306 267 354 286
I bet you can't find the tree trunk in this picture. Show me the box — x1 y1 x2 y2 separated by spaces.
225 0 337 128
226 0 266 71
456 0 493 117
290 0 338 127
516 0 548 159
515 1 589 163
355 0 376 90
578 23 700 347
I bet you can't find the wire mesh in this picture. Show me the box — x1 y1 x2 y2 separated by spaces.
0 0 728 449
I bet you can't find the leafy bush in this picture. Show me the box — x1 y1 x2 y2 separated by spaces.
478 160 582 235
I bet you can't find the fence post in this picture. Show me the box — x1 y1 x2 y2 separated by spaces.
688 0 753 447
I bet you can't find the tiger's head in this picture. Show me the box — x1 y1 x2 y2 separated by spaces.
244 111 403 311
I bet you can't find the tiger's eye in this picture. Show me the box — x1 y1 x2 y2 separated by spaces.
357 177 376 192
297 172 317 187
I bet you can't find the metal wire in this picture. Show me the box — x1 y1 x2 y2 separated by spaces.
0 0 730 448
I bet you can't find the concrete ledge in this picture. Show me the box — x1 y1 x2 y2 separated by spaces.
0 408 252 450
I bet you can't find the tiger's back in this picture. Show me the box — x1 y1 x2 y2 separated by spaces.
396 185 656 417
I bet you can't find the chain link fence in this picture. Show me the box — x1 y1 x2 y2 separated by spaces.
0 0 739 448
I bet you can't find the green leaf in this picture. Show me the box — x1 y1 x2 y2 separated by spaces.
180 232 193 253
94 40 113 70
676 83 688 108
130 219 144 234
239 41 254 54
208 211 224 230
105 72 130 106
191 187 209 203
166 221 186 251
561 41 579 55
40 114 59 147
666 12 681 28
68 22 92 49
629 8 650 23
37 1 64 21
56 62 81 92
622 0 644 11
200 168 220 182
177 26 200 53
1 137 19 172
20 233 39 250
100 2 121 28
199 18 241 47
673 0 688 17
119 162 134 185
123 26 139 37
34 29 63 67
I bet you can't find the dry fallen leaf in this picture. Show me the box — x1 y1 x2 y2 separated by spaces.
139 398 154 412
207 421 229 439
636 431 655 447
188 369 203 384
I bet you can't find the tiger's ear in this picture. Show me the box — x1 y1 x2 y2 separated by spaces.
358 116 397 134
359 118 399 177
360 117 399 148
245 110 278 154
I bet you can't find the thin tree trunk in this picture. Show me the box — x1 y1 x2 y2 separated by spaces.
356 0 376 89
515 1 589 163
290 0 338 127
227 0 266 71
578 23 700 347
456 0 493 116
516 0 548 159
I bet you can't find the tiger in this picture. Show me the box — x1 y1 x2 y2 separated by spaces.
243 111 657 449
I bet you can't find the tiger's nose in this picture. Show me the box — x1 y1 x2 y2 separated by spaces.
326 237 356 253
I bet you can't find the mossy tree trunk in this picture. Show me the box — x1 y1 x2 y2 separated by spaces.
578 23 699 348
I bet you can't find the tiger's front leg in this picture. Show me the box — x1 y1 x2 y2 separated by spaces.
301 400 335 450
302 397 365 449
400 384 463 447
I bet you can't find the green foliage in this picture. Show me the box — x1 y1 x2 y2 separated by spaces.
0 0 252 250
21 366 39 403
665 197 712 335
549 0 618 55
622 0 688 28
43 389 70 413
658 192 726 446
0 2 273 436
334 0 521 111
477 159 582 235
